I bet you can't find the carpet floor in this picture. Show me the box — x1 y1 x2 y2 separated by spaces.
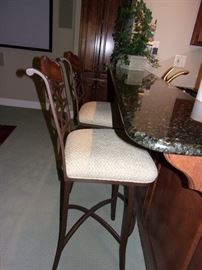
0 105 146 270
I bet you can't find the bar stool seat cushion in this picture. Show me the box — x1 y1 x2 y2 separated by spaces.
65 129 157 183
79 101 113 127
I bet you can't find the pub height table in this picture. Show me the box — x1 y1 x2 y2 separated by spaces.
108 67 202 270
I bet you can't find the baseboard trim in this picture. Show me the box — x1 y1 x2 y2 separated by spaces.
0 98 74 116
0 98 43 109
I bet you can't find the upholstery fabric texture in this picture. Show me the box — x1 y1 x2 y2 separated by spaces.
79 101 113 127
65 129 158 183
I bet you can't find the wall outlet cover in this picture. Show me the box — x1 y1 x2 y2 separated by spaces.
174 55 187 68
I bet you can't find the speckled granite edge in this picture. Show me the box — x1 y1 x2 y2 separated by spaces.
110 67 202 156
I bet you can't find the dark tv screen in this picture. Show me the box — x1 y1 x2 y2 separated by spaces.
0 0 52 51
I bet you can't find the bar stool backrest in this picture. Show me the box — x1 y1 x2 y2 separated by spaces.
64 51 84 107
57 57 80 125
161 66 189 83
26 56 71 181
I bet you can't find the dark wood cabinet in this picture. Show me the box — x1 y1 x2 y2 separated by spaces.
79 0 125 102
191 0 202 46
136 154 202 270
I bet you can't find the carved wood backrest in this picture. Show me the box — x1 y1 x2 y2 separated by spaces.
57 57 79 124
64 51 84 106
26 56 71 181
64 51 81 72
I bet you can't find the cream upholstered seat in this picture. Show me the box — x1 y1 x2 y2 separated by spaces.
78 101 112 127
66 128 157 183
26 55 157 270
57 52 113 128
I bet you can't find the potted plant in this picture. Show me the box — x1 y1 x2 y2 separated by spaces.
111 0 159 70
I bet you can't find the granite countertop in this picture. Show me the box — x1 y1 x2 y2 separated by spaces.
110 67 202 156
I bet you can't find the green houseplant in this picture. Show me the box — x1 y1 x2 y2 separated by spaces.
111 0 159 69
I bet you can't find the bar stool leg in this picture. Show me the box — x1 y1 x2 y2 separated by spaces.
52 181 71 270
119 185 136 270
111 184 119 220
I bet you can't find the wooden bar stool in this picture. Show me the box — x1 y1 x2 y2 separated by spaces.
26 56 158 270
58 51 114 128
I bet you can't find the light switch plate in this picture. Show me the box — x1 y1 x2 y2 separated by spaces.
173 55 187 68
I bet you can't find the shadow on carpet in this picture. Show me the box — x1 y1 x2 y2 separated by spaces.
0 125 16 145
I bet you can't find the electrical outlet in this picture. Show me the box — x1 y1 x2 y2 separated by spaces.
173 55 187 68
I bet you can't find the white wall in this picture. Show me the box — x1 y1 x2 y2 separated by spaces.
0 0 76 108
145 0 202 88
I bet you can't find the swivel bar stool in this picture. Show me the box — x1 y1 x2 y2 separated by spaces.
26 56 158 270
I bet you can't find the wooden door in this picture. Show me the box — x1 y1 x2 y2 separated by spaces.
191 0 202 46
79 0 125 102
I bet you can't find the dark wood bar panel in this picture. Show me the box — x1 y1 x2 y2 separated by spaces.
137 154 202 270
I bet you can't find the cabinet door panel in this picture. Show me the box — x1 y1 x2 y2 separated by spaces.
191 1 202 46
79 0 125 102
82 72 108 102
99 0 124 73
79 0 105 71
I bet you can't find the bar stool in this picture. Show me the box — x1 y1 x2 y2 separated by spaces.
58 51 114 128
161 66 189 83
26 56 158 270
58 54 122 224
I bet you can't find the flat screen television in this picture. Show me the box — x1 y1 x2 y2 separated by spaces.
0 0 52 51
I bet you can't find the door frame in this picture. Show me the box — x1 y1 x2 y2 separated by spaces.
73 0 82 54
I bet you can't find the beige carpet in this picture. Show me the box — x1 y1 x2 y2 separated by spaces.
0 105 146 270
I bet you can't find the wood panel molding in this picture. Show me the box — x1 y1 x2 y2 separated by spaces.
164 153 202 192
191 0 202 46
